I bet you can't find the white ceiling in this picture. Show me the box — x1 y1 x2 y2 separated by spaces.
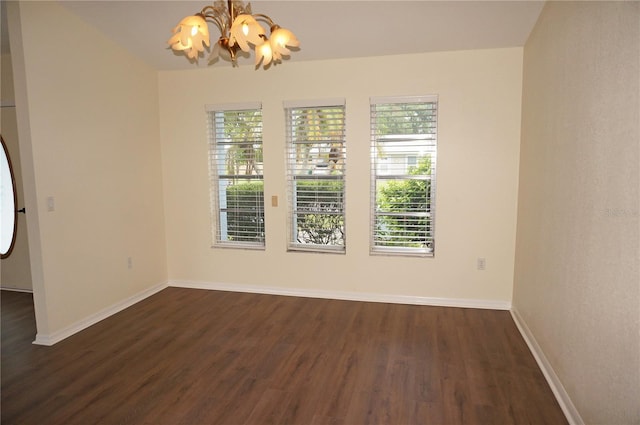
6 1 545 71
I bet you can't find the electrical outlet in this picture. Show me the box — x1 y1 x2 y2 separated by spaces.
127 257 133 269
477 257 486 270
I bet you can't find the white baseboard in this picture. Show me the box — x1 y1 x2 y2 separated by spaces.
1 286 34 293
510 308 584 425
169 280 511 310
33 281 168 346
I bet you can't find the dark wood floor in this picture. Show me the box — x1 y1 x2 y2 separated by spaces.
1 288 567 425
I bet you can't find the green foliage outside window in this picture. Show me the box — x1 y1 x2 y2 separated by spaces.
225 180 345 245
376 156 432 248
294 180 344 245
221 110 263 176
225 181 264 242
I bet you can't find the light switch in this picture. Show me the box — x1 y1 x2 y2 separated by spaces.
271 195 278 207
47 196 55 212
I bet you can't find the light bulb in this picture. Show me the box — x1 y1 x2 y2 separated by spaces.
255 40 273 67
269 27 299 56
168 15 210 61
273 32 288 47
230 15 265 53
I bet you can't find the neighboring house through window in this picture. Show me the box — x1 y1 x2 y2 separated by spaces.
284 99 346 253
207 102 265 249
370 95 438 256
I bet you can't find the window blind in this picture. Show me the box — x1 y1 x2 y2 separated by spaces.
370 96 437 256
285 100 346 252
207 104 265 248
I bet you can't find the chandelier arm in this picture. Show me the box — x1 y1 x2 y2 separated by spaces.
252 13 275 28
199 5 216 15
168 0 297 68
202 13 226 36
228 0 236 23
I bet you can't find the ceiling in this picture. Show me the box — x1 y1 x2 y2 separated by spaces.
5 1 545 71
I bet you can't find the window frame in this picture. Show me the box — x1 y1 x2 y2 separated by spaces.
1 135 18 259
284 99 347 253
206 102 265 250
370 95 438 257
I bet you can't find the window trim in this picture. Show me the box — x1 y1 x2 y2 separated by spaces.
370 95 438 257
206 102 265 250
284 99 347 253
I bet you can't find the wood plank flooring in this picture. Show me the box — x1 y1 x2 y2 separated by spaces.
1 288 567 424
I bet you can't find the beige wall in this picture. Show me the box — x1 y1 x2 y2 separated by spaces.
1 52 33 291
8 1 168 336
159 48 523 304
514 2 640 424
5 1 638 420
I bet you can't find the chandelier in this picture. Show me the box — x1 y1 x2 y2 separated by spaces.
168 0 300 69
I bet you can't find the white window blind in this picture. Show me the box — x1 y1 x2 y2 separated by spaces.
370 96 437 256
207 103 264 248
285 100 346 252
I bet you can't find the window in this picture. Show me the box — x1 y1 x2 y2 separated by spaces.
285 99 346 252
370 95 437 256
207 103 264 248
1 136 17 258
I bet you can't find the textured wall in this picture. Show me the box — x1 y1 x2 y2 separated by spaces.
514 2 640 423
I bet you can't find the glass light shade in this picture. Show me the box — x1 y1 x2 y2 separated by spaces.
168 15 210 60
271 47 282 63
229 14 265 52
209 38 236 63
209 40 221 63
255 40 273 67
269 27 299 56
